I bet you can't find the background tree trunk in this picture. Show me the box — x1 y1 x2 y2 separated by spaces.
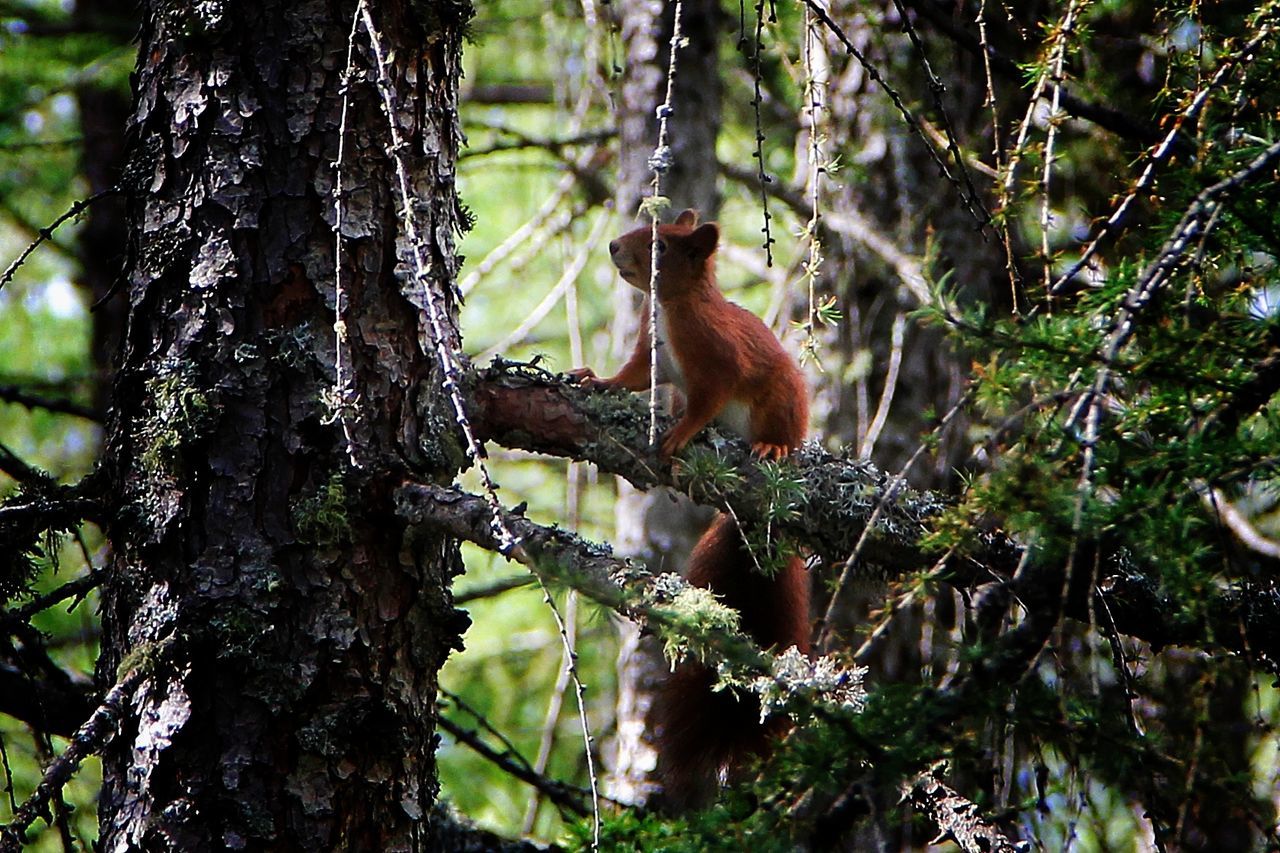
95 2 471 848
72 0 131 416
603 0 724 806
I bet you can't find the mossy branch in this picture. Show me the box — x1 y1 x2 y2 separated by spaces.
467 360 1280 669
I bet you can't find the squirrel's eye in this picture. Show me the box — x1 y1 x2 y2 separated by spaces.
655 240 667 254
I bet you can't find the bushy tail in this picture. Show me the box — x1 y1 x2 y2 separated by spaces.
654 514 810 810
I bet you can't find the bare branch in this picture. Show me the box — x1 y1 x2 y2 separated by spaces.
436 714 592 819
0 385 98 422
0 666 93 738
0 188 118 296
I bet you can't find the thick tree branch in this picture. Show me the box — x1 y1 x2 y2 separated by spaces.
469 361 955 575
399 481 869 723
466 362 1280 668
396 481 772 674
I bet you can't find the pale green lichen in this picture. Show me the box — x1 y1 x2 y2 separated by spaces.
292 471 351 547
136 363 217 479
740 647 868 722
656 585 741 665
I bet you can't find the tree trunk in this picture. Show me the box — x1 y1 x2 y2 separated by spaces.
95 2 471 849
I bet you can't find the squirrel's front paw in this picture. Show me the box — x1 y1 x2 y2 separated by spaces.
567 367 611 390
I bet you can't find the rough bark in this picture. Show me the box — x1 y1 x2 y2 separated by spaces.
95 2 471 850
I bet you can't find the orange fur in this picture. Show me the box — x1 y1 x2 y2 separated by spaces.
573 210 811 809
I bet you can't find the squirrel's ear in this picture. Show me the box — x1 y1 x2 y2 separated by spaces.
674 209 700 228
687 222 719 258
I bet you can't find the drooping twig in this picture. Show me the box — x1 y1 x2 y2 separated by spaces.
748 0 776 265
330 4 367 469
889 0 991 228
802 0 992 234
643 0 687 450
798 1 829 366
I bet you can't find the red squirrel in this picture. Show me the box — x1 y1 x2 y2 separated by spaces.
572 209 811 808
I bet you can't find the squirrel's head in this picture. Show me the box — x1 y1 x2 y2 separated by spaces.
609 209 719 299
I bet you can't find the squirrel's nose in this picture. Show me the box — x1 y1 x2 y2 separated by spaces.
608 239 621 257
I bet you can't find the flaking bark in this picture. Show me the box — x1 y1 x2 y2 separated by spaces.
95 2 472 849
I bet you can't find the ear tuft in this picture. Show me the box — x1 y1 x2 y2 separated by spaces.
674 209 700 228
687 223 719 258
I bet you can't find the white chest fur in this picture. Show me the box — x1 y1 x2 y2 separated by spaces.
656 311 753 442
655 312 684 388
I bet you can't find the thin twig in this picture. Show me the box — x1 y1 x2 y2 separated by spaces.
11 570 105 623
453 574 536 605
1051 17 1276 294
749 0 776 265
1065 136 1280 433
1038 0 1083 303
643 0 687 454
0 735 15 813
521 592 579 833
0 188 118 295
437 713 592 819
974 0 1021 310
817 390 973 650
0 385 97 422
890 0 990 228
